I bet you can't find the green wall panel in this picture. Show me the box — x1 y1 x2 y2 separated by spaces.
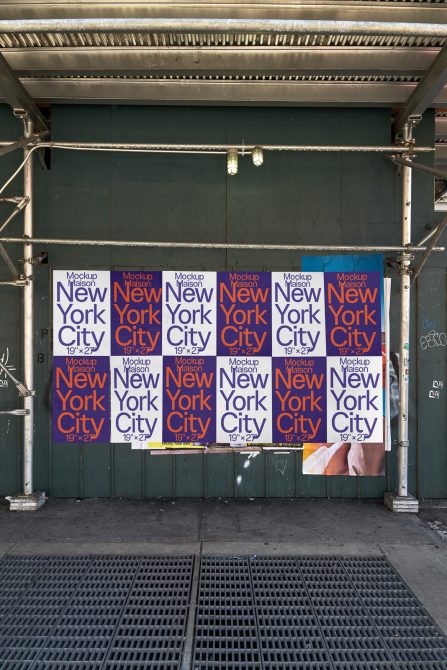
417 269 447 497
82 444 112 498
144 454 175 498
174 455 204 497
0 287 20 496
51 444 81 497
205 453 235 498
266 452 296 497
235 452 266 498
326 476 357 499
112 445 143 497
0 103 444 498
297 472 328 498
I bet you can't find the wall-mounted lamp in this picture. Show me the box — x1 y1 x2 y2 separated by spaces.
227 148 238 176
252 146 264 167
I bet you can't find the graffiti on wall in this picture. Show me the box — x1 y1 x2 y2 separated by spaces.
0 348 15 389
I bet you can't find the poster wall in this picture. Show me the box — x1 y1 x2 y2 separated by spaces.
52 270 384 455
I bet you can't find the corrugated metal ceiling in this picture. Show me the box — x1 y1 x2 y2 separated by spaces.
0 2 447 112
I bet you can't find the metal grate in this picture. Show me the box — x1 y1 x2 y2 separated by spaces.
193 556 447 670
20 74 423 84
0 555 194 670
0 555 446 669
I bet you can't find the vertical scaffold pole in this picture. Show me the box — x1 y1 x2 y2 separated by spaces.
8 119 45 510
397 123 412 498
386 122 419 512
22 119 34 496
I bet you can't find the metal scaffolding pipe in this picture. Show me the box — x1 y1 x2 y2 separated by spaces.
0 141 436 154
41 142 435 154
417 227 438 247
22 120 34 497
0 242 19 279
412 214 447 285
397 124 412 500
0 133 48 159
0 236 443 253
1 18 447 39
0 280 26 286
0 197 30 234
0 360 29 397
389 155 447 181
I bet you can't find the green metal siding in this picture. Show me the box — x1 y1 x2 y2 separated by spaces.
417 268 447 498
0 104 445 498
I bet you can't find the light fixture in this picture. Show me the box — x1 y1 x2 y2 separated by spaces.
227 148 238 176
252 146 263 167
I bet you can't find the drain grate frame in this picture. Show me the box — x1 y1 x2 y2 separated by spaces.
0 554 446 669
193 556 447 670
0 554 195 670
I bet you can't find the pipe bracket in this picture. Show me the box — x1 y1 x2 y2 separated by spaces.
19 388 35 398
396 253 415 272
394 440 410 448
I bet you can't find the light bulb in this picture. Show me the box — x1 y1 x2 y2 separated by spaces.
252 146 263 167
227 148 238 176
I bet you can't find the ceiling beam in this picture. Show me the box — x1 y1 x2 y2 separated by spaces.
8 77 447 107
1 17 447 39
1 2 447 24
0 52 48 132
394 44 447 136
1 46 437 79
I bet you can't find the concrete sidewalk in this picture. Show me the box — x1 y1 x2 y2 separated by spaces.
1 497 447 634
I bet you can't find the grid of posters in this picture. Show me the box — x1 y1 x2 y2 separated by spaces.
52 270 383 449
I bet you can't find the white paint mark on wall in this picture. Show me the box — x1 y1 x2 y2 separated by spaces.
275 456 288 476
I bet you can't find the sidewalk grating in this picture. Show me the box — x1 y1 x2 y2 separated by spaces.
193 556 447 670
0 555 446 669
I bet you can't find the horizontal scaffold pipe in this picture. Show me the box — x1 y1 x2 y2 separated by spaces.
0 141 435 154
1 18 447 38
0 237 444 253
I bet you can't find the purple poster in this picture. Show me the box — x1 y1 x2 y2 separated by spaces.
52 356 110 443
272 357 326 443
324 271 381 356
111 271 162 356
217 272 272 356
163 356 216 443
